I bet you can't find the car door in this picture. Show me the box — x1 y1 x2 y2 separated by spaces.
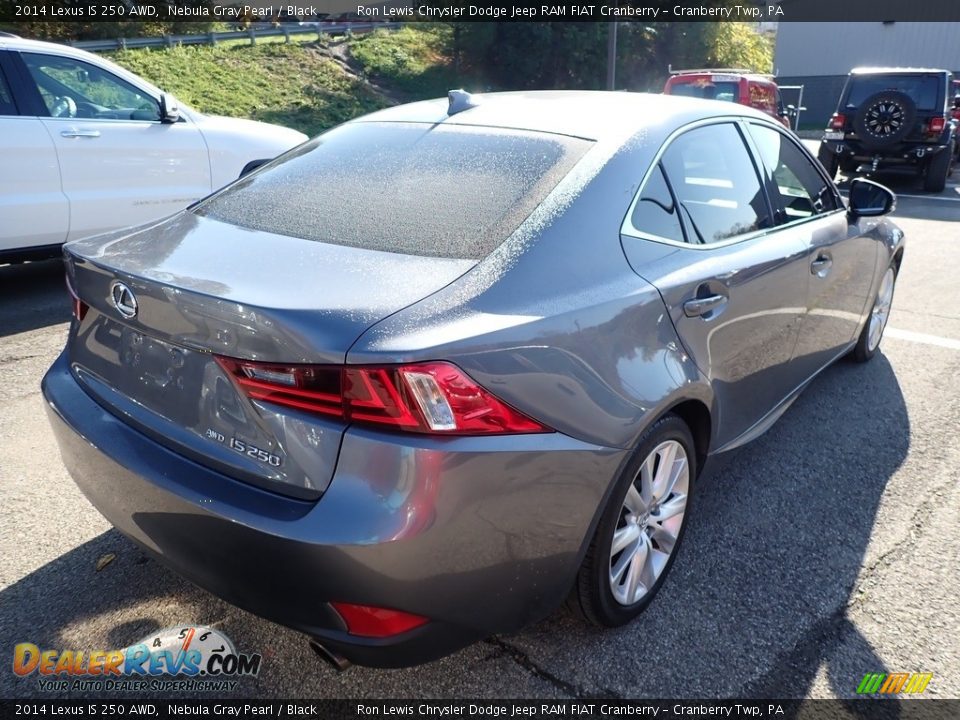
746 121 878 377
16 50 211 241
620 121 811 449
0 51 69 253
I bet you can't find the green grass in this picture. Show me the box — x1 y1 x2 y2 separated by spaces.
347 26 456 100
107 41 389 136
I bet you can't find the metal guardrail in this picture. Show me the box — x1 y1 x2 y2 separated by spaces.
68 22 401 51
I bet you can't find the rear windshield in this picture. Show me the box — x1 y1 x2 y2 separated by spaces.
194 122 592 260
845 75 942 110
670 80 741 103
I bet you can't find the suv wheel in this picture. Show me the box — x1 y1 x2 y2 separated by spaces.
923 144 952 193
854 91 916 148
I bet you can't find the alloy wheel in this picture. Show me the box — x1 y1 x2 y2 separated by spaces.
609 440 689 606
864 102 905 139
867 268 895 352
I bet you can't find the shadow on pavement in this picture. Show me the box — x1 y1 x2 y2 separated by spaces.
0 259 71 337
0 353 910 706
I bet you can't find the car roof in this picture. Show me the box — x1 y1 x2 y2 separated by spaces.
350 90 775 142
850 67 951 75
0 35 90 56
669 71 775 83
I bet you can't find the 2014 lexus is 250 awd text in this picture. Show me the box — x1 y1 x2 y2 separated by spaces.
42 91 904 668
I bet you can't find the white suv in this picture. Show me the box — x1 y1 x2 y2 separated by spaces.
0 34 308 262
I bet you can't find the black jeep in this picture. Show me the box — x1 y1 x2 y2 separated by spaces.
817 67 956 192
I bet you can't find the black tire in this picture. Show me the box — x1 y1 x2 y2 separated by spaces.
852 264 897 363
923 145 952 193
817 143 839 179
570 414 696 627
853 91 916 149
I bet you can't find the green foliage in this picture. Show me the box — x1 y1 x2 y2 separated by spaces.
347 26 456 99
705 22 774 73
108 42 388 136
438 19 772 93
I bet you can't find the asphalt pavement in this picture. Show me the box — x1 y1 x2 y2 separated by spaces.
1 166 958 701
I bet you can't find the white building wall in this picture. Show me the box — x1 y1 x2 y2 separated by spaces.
775 22 960 77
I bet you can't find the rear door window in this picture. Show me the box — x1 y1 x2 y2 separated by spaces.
195 122 592 260
628 164 686 243
670 80 740 103
659 123 771 245
846 75 941 110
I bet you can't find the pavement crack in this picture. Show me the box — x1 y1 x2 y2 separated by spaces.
483 637 621 699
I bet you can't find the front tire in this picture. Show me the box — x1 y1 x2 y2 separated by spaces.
852 265 897 363
571 414 696 627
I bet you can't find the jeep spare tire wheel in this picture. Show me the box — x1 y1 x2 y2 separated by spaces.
854 91 916 148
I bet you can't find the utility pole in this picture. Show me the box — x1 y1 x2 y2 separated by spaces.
606 21 618 90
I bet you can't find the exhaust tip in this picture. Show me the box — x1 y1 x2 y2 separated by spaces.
309 638 351 672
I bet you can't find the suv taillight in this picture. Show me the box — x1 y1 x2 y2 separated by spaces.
928 116 946 134
829 113 846 130
214 356 551 436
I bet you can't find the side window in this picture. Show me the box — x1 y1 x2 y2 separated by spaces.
21 52 160 121
0 65 15 115
629 164 685 243
749 124 838 221
660 123 771 245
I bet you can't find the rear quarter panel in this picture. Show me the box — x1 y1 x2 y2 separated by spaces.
347 126 714 453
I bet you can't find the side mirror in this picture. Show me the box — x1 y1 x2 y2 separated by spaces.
848 177 896 218
159 92 180 123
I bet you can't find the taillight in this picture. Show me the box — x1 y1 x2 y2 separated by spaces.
65 274 88 322
829 113 846 130
330 602 428 638
214 356 551 436
928 116 946 134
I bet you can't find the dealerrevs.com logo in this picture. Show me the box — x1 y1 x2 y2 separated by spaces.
13 626 261 692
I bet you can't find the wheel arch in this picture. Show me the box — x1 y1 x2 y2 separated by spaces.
665 398 712 476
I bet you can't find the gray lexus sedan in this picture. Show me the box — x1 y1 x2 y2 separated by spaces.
43 91 904 668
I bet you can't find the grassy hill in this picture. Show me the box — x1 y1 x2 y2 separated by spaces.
106 27 455 137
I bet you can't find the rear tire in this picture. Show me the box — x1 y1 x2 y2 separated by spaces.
817 143 839 179
571 414 696 627
852 265 897 363
923 146 952 193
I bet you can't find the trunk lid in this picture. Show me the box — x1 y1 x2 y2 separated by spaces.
65 213 475 498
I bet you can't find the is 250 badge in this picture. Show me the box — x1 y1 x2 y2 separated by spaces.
205 429 282 467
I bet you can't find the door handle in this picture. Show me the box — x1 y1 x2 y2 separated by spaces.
683 294 728 318
60 129 101 138
810 254 833 277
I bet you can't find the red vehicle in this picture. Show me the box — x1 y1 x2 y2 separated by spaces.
664 69 792 129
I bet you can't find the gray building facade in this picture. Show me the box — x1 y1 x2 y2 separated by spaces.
775 22 960 129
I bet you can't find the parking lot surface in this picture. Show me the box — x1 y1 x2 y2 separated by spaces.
1 168 958 700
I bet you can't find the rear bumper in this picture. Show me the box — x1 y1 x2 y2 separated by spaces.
42 351 623 667
820 139 951 166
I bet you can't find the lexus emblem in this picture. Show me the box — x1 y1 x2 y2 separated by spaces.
110 281 138 319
